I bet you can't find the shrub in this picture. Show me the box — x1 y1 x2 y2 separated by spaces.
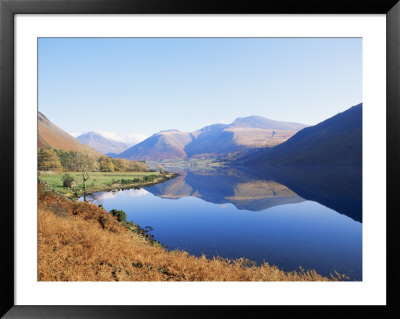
119 178 143 184
142 175 156 182
62 173 76 188
110 209 127 223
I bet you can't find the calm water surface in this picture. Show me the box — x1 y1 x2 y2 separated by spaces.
83 165 362 280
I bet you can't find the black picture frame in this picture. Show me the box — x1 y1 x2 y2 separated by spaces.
1 0 399 318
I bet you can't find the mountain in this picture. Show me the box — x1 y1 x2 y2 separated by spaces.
235 103 362 166
231 115 307 130
76 131 130 155
38 112 100 156
119 116 307 161
119 130 193 161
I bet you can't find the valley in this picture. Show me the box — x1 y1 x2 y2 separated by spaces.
34 37 365 286
70 104 362 169
37 102 363 281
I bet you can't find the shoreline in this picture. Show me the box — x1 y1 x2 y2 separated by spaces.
37 180 345 281
40 171 179 199
69 172 178 199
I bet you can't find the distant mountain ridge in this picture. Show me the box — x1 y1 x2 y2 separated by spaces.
235 103 362 166
231 115 307 130
38 112 100 156
76 131 131 155
119 116 308 161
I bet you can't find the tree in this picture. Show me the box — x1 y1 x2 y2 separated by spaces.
38 148 63 172
131 161 148 172
75 152 93 190
111 158 147 172
55 150 79 171
100 157 115 172
112 158 125 172
157 164 166 175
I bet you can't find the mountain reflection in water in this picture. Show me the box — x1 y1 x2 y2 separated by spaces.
147 165 362 222
84 164 362 280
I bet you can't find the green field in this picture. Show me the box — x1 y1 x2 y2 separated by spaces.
38 171 174 197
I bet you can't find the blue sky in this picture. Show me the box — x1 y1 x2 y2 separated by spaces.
38 38 362 142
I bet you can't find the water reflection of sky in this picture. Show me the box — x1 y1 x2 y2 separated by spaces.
85 186 362 280
91 188 149 201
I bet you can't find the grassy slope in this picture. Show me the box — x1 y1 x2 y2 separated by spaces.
38 184 344 281
38 112 101 156
38 171 175 197
226 127 297 148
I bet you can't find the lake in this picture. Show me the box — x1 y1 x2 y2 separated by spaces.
82 165 362 280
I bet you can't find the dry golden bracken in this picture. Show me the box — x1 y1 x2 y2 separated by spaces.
38 184 344 282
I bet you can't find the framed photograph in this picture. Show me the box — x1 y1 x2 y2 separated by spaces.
1 0 399 317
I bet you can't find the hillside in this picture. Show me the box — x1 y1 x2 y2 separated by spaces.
38 112 100 156
235 104 362 166
119 116 307 161
77 131 130 155
38 183 334 281
119 130 193 161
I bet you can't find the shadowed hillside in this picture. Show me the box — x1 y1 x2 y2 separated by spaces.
236 104 362 166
